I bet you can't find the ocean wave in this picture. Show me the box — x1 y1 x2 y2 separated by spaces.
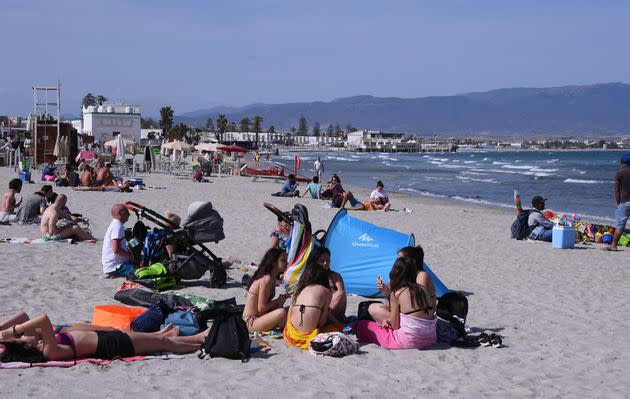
530 167 558 173
501 164 535 170
492 161 509 165
563 178 611 184
461 171 488 176
456 175 499 184
450 196 514 209
329 156 358 162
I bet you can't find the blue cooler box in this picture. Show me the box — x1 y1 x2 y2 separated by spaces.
552 226 576 249
19 171 31 182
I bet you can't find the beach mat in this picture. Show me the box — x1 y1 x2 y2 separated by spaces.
0 354 183 369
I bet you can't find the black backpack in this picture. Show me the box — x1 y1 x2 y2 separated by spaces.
436 291 468 338
510 209 535 240
198 312 250 362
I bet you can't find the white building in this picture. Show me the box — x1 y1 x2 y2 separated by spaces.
81 103 141 142
221 131 287 144
345 130 403 150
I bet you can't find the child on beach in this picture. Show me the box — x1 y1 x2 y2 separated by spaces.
242 248 290 332
270 215 291 250
354 257 436 350
102 204 135 277
0 178 22 224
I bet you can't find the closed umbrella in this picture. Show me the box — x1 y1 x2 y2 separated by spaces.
62 136 71 161
53 133 62 158
116 134 126 162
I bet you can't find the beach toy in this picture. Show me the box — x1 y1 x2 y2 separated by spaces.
92 305 145 331
594 232 603 243
619 234 630 247
602 232 613 245
544 211 554 219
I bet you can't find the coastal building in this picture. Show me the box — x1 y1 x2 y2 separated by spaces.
81 103 141 142
221 131 287 146
291 135 342 146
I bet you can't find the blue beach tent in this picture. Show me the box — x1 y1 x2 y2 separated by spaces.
323 210 448 298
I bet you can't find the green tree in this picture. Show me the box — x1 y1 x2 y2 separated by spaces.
216 114 228 143
345 123 357 133
206 118 215 132
298 115 308 135
326 124 334 137
334 124 342 137
312 122 321 137
267 125 276 133
227 121 237 132
239 117 251 133
184 128 200 144
159 106 174 134
252 115 263 148
141 117 156 129
96 95 108 106
81 93 96 108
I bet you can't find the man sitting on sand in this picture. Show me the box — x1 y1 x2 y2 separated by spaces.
15 185 54 224
301 176 322 199
79 165 95 187
0 178 23 224
102 204 135 277
271 174 299 197
40 194 95 242
527 195 554 242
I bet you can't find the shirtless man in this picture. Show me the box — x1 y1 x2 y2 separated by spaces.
40 194 95 242
0 178 22 223
96 163 114 186
79 165 95 187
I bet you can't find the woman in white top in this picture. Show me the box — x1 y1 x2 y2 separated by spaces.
370 181 391 211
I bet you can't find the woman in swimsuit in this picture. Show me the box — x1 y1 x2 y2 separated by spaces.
308 247 347 323
0 311 208 362
242 248 290 332
283 258 342 349
370 245 436 322
270 216 291 250
354 257 437 350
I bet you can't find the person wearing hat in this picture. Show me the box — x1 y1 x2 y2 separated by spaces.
527 195 554 241
605 153 630 251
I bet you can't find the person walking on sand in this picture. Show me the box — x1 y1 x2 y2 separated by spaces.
314 157 324 181
40 194 95 242
605 153 630 251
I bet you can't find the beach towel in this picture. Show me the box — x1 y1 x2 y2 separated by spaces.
354 314 437 350
0 354 183 369
280 222 314 291
0 237 74 244
283 313 343 350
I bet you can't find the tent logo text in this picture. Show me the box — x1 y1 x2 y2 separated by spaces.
352 233 379 248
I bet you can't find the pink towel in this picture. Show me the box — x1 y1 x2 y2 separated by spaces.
354 313 437 350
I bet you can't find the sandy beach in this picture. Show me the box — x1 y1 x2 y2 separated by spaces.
1 165 629 398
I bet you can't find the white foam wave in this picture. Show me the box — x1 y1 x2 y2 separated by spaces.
456 175 499 184
563 178 611 184
501 164 535 170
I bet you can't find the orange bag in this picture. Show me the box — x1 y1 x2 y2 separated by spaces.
92 305 145 331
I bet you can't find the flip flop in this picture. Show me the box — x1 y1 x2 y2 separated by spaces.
490 334 504 348
602 246 620 251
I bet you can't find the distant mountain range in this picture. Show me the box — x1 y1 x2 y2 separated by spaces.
175 82 630 135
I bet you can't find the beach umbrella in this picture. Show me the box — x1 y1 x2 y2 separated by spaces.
218 145 249 153
116 133 126 162
75 150 95 163
195 142 219 152
167 140 195 152
62 136 71 161
104 136 135 148
53 133 62 158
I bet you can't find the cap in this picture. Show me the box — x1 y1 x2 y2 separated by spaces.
621 152 630 164
532 195 547 205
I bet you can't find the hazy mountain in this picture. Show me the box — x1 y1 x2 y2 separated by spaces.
175 83 630 135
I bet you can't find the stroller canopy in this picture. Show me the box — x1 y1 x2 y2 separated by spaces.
183 201 225 244
323 210 448 298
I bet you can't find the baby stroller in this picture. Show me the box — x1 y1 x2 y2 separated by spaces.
125 201 227 288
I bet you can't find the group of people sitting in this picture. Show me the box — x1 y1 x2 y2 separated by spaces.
0 179 95 242
244 244 436 351
272 173 392 212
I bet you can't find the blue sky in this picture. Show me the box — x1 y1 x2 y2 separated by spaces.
1 0 629 117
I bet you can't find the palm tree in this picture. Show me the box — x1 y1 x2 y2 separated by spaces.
216 114 228 143
252 115 263 149
159 106 174 138
96 95 108 106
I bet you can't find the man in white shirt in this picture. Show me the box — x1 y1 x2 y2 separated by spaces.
370 181 391 211
102 203 135 276
314 157 324 181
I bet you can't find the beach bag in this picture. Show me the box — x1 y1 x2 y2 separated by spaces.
131 300 170 332
198 312 250 361
133 263 177 291
134 262 168 278
510 209 534 240
436 317 461 344
436 291 468 338
309 332 359 357
161 310 200 336
142 228 170 266
619 234 630 247
114 288 194 309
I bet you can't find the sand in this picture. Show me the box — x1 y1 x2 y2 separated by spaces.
1 165 629 398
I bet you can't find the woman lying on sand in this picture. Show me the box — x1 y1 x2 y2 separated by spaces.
0 311 208 362
73 181 132 192
283 259 343 349
340 191 389 211
242 248 290 332
354 257 436 350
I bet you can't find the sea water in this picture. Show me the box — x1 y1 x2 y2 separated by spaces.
276 150 626 221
